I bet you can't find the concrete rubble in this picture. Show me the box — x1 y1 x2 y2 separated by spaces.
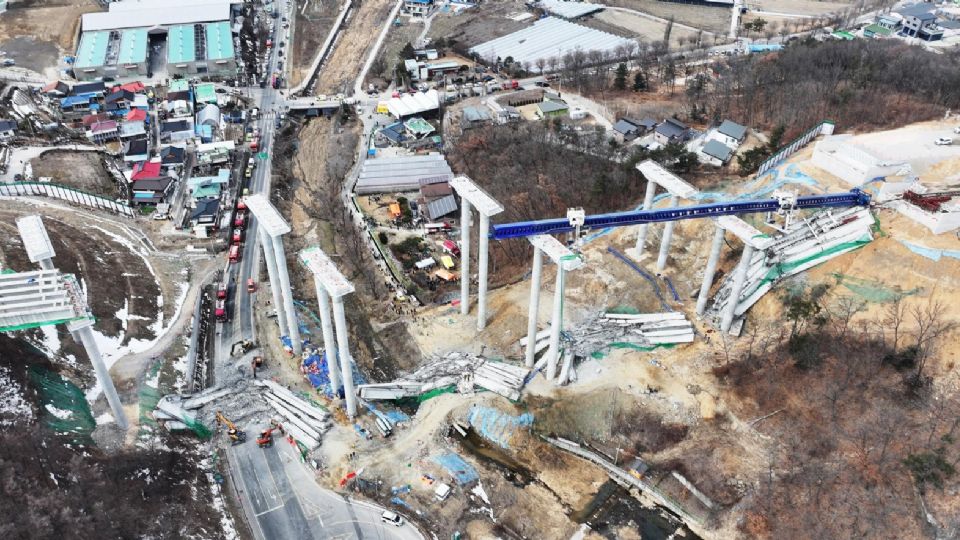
519 311 696 360
706 207 874 334
357 352 530 402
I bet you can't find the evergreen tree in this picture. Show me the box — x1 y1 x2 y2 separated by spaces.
633 70 647 91
613 63 627 91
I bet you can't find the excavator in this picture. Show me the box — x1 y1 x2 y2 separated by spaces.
257 419 285 448
215 411 247 445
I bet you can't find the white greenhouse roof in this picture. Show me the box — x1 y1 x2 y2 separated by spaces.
538 0 603 19
82 3 230 31
385 89 440 118
469 17 635 67
355 153 453 194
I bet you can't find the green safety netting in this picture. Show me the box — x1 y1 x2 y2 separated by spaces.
831 273 921 303
590 342 675 359
29 364 96 444
605 306 641 315
417 385 456 402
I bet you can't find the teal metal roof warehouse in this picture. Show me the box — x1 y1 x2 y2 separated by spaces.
167 25 197 64
73 0 238 81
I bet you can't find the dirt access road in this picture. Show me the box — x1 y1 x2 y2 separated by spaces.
315 0 397 95
0 0 101 79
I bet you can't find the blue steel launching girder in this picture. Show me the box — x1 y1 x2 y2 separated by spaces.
490 189 871 240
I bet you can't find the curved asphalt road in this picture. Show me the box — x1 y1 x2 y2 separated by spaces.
216 1 423 538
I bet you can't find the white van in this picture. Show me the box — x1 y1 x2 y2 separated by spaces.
434 483 451 502
381 510 403 526
375 417 392 438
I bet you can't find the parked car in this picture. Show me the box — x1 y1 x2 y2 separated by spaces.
935 137 953 146
380 511 403 527
953 126 960 134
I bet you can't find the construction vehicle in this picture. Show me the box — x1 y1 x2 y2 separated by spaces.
215 411 247 445
257 420 285 448
231 339 254 356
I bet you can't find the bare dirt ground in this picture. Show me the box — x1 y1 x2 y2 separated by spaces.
602 0 731 34
0 0 100 78
426 0 533 49
315 0 396 95
366 17 421 86
30 150 117 197
378 117 960 537
584 9 699 48
289 0 340 88
750 0 851 15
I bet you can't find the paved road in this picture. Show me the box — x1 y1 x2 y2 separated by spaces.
216 1 425 538
229 424 422 540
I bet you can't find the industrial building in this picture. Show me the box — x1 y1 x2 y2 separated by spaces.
73 0 238 82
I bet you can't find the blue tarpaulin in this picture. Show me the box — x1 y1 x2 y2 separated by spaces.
432 452 479 485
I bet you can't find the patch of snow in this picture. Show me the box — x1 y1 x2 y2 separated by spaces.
0 366 34 427
96 412 114 425
144 369 160 389
207 472 239 540
39 325 62 354
45 404 73 420
471 482 490 505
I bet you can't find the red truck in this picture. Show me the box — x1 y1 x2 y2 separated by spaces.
232 228 244 244
229 244 241 263
215 299 227 321
442 239 461 258
501 80 519 90
247 278 257 293
217 282 228 299
234 212 246 228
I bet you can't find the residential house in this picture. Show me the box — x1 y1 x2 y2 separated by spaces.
120 120 146 140
160 146 186 167
404 0 434 17
404 117 435 138
41 81 71 99
636 118 658 133
537 100 568 119
714 120 748 148
190 198 220 228
424 194 458 221
875 13 901 30
86 120 119 143
654 118 690 146
698 140 735 167
124 139 149 163
419 176 453 201
863 23 894 38
161 119 194 142
81 113 111 129
69 81 105 98
126 108 147 122
131 160 162 181
60 95 95 119
612 119 640 142
461 106 491 129
105 89 135 109
0 119 16 142
130 176 174 205
899 5 943 40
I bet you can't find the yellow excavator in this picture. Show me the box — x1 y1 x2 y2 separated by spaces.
215 411 247 445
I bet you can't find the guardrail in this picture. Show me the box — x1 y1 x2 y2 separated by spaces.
756 120 834 176
0 182 135 217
